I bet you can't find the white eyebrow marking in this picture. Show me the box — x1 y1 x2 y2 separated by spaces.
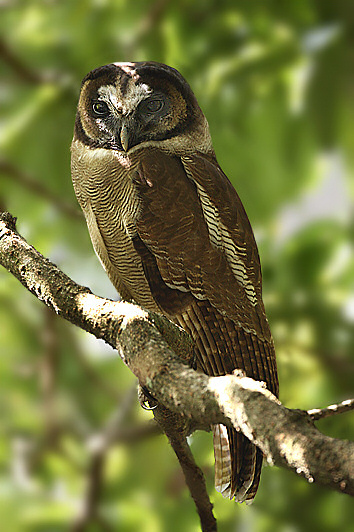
98 85 120 109
98 82 152 115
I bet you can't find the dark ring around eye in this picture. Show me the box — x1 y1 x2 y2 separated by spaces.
145 98 164 113
92 101 109 116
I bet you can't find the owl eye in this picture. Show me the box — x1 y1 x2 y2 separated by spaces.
144 98 164 113
92 101 110 116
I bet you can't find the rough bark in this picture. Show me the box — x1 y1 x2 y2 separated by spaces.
1 211 354 503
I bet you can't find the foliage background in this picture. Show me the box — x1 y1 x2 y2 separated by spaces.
0 1 353 531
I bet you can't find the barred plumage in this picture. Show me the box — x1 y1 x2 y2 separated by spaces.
71 62 278 503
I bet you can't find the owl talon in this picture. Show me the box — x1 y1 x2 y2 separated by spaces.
138 385 158 410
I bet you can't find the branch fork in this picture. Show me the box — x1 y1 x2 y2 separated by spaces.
1 212 353 532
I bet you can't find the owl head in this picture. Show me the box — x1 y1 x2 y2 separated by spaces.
73 61 213 156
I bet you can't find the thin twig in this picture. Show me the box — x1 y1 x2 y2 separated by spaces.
71 384 137 531
71 449 112 532
96 383 138 451
124 0 171 57
112 419 162 442
0 36 78 93
307 399 354 421
136 0 171 41
153 405 217 532
0 37 45 84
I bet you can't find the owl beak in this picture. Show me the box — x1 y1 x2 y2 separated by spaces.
120 123 131 152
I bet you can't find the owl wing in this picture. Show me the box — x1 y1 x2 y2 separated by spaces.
132 148 278 500
133 148 271 343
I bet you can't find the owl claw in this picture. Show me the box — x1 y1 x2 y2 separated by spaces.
138 385 158 410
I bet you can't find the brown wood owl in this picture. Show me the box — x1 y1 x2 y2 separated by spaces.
71 61 278 503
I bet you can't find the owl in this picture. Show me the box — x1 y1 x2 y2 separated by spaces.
71 62 278 503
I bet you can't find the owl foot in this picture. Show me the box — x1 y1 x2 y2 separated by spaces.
138 384 158 410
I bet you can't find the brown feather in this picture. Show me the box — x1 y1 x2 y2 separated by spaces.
71 62 278 502
130 148 278 500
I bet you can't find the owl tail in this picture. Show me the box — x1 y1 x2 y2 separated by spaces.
213 424 262 503
213 424 232 497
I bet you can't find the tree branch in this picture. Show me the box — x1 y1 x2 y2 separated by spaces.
153 405 217 531
1 211 354 508
0 37 45 84
307 399 354 421
0 36 78 93
71 385 137 532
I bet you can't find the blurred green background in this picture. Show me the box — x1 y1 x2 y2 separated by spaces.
0 1 353 531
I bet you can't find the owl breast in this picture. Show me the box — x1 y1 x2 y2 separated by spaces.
71 140 161 311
